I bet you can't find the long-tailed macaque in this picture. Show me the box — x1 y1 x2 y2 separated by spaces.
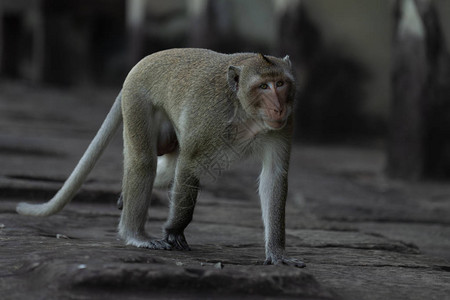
16 49 305 267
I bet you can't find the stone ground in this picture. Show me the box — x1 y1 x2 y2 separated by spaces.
0 82 449 299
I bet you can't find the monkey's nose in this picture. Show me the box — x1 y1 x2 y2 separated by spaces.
274 108 283 116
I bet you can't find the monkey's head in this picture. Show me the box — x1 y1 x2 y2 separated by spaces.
227 53 295 130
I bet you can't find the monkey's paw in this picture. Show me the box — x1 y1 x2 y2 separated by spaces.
125 236 173 250
137 239 173 250
163 232 191 251
264 256 306 268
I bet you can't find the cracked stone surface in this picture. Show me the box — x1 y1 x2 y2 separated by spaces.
1 82 450 299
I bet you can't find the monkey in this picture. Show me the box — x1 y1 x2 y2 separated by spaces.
16 48 305 267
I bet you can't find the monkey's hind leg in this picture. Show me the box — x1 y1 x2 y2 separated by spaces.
118 98 170 250
117 151 178 210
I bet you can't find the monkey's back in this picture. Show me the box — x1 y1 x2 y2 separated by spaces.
124 48 253 105
122 48 253 156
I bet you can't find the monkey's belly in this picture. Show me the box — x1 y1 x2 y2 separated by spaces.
156 113 179 156
157 136 178 156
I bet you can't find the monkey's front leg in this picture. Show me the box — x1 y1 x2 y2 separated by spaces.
161 162 199 251
259 145 306 268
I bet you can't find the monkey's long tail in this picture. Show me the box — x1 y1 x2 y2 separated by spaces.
16 92 123 217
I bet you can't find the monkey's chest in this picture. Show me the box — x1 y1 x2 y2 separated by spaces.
192 120 266 180
214 120 266 158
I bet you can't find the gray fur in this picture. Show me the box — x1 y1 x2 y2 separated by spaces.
16 48 304 267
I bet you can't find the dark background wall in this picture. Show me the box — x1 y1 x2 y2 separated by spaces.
1 0 449 179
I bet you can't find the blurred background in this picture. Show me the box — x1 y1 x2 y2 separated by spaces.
1 0 449 180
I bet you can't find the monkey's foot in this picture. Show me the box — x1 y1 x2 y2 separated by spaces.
264 256 306 268
126 237 172 250
126 234 190 251
163 232 191 251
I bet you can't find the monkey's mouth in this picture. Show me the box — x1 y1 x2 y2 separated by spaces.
264 119 287 130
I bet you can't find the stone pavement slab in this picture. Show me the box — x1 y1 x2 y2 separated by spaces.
1 83 449 299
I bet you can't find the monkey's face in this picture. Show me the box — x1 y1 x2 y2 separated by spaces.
250 77 294 130
227 54 295 131
238 71 295 131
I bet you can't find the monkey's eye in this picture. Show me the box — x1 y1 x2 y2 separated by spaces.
259 83 268 89
276 81 284 87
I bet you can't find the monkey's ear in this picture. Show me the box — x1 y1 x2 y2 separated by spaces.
227 65 242 93
283 55 292 68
